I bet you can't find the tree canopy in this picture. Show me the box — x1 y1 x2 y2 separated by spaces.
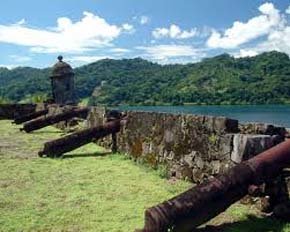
1 51 290 105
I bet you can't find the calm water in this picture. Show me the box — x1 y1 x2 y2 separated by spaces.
118 105 290 128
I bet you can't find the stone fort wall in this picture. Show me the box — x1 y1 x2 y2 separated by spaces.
87 108 287 184
0 104 288 192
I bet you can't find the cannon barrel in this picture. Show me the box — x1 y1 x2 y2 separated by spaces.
38 119 121 158
137 139 290 232
21 107 89 133
13 109 49 124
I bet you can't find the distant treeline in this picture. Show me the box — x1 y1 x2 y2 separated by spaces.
1 51 290 105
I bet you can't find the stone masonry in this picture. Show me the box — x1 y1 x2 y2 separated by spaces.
88 109 287 185
0 104 288 193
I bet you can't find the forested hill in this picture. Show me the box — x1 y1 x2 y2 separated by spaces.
1 51 290 105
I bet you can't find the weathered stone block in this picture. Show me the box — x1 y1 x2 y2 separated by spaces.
231 134 280 163
86 107 106 127
240 123 287 137
182 151 196 168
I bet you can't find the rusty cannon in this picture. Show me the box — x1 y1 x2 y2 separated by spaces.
137 139 290 232
20 107 89 133
13 108 49 125
38 119 121 158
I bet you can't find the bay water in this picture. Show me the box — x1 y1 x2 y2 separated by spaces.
118 105 290 128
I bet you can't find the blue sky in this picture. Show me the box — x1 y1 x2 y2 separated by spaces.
0 0 290 68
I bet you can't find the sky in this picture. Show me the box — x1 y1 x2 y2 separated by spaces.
0 0 290 68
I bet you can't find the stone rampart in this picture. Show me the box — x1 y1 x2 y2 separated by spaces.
0 104 288 188
88 109 286 184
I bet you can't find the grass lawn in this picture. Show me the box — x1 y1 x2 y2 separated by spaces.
0 120 289 232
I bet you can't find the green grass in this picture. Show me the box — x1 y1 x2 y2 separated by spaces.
0 120 289 232
215 204 290 232
0 120 190 231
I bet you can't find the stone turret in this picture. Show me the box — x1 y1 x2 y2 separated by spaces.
50 56 75 105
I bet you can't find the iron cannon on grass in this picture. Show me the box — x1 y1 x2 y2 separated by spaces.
20 107 89 133
137 139 290 232
38 110 125 158
13 108 49 124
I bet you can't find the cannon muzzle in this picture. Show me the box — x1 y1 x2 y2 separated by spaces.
21 107 89 133
13 109 49 124
137 139 290 232
39 119 121 158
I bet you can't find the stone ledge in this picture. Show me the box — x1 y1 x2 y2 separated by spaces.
231 134 284 164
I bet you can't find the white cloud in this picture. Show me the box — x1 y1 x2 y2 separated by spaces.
0 64 17 69
230 24 290 58
68 48 132 66
152 24 198 39
9 55 31 63
122 23 135 33
136 44 205 63
286 6 290 14
207 2 283 49
68 55 112 66
226 3 290 58
133 15 150 25
110 48 130 53
233 49 259 58
256 26 290 54
0 12 133 53
15 19 26 26
140 16 150 25
0 55 31 69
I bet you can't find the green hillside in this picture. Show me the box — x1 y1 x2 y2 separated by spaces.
1 51 290 105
